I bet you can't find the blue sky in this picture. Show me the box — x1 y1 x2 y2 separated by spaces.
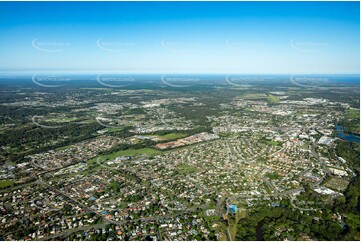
0 1 359 74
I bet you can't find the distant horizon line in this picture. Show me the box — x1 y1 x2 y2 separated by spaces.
0 70 359 76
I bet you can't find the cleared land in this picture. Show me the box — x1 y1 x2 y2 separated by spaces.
91 148 161 162
0 180 14 189
176 163 198 174
266 95 280 103
145 133 188 140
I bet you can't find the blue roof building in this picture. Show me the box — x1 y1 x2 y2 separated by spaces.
226 204 237 214
231 204 237 213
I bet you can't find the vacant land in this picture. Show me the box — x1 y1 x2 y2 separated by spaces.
176 163 198 174
0 180 13 189
146 133 188 140
161 133 188 140
267 95 280 103
324 176 350 191
93 148 161 162
55 145 75 151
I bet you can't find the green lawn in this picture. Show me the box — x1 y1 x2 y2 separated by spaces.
160 133 187 140
55 145 75 151
0 180 14 189
266 95 280 103
261 138 281 146
239 93 279 103
90 148 162 163
265 140 281 146
176 163 198 174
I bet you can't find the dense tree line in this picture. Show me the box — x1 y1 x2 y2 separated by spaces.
235 201 355 240
0 122 103 163
236 140 360 241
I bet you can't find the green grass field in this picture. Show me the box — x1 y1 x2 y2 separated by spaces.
266 95 280 103
160 133 188 140
265 140 281 146
90 148 162 163
95 127 127 135
176 163 198 174
55 145 75 151
239 93 280 103
0 180 14 189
